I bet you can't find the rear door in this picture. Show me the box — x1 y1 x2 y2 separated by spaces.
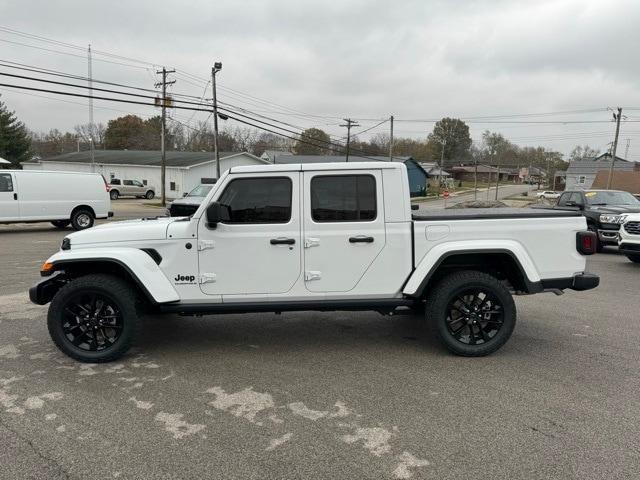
122 180 134 196
302 170 385 293
0 172 19 220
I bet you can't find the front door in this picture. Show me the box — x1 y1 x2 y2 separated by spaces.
197 172 301 295
302 170 385 293
0 173 20 220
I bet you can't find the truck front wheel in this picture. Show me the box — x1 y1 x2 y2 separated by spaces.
47 274 140 362
425 270 516 356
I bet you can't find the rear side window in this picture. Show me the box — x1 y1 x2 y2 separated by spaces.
110 178 121 185
123 180 133 186
311 175 376 222
557 192 571 206
0 174 13 192
218 177 292 224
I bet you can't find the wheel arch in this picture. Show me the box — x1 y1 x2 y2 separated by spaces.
404 247 542 298
71 204 96 218
39 249 180 305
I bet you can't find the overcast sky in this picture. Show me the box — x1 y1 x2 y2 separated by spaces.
1 0 639 160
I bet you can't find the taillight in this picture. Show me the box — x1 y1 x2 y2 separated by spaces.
576 231 597 255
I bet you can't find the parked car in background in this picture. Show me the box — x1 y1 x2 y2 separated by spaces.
619 213 640 263
555 189 640 252
167 183 214 217
0 170 111 230
108 179 155 200
536 190 560 200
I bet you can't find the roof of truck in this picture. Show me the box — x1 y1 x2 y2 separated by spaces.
230 162 406 174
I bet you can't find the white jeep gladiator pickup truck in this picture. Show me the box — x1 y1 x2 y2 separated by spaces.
30 162 599 362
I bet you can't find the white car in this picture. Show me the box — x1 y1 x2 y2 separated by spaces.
0 170 112 230
619 213 640 263
536 191 561 200
30 162 599 362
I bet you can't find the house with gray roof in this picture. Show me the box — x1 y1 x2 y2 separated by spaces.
565 153 637 190
23 150 268 198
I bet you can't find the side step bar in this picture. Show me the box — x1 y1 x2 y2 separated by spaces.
159 298 417 316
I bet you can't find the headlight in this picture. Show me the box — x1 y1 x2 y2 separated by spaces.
599 214 626 224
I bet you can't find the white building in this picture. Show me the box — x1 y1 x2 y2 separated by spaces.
23 150 269 198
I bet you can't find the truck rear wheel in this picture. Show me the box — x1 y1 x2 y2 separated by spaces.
425 270 516 356
47 274 140 362
71 209 94 230
626 254 640 263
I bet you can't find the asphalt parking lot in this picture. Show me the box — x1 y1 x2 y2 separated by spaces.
1 200 639 479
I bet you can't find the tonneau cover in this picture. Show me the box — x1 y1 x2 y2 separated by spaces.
412 207 581 221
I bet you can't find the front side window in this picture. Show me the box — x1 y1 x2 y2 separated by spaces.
0 174 13 192
133 180 143 187
311 175 376 222
217 177 292 224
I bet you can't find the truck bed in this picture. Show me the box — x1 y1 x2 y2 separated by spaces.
412 207 581 221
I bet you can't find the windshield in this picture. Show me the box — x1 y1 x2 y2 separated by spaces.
585 190 640 206
187 185 213 197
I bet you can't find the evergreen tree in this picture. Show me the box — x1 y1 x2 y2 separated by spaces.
0 96 31 166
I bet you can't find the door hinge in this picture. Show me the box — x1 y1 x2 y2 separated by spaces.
304 237 320 248
199 273 217 284
198 240 215 251
304 271 322 281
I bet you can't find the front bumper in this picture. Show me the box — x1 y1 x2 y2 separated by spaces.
29 271 66 305
540 272 600 292
619 242 640 256
597 228 619 244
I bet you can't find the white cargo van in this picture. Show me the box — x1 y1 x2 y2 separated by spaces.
0 170 112 230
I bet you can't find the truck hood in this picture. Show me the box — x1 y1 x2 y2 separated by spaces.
589 205 640 214
170 196 205 207
67 217 180 245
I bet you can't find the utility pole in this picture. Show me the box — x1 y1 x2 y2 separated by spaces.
625 138 631 159
87 45 95 172
494 149 500 201
155 67 176 207
211 62 222 179
389 115 394 161
438 138 446 192
340 118 359 161
474 161 478 200
606 107 623 189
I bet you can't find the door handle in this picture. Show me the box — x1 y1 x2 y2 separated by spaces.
13 193 17 200
349 236 374 243
270 238 296 245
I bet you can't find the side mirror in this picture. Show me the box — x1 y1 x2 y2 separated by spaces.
206 201 229 228
183 192 189 197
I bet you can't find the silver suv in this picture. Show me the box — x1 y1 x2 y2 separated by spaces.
108 179 155 200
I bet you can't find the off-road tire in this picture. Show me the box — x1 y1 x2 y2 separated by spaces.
51 220 70 228
47 274 141 362
71 209 94 230
425 270 516 357
145 190 155 200
627 254 640 263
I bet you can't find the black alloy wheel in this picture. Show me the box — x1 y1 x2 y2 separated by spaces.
61 291 124 352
